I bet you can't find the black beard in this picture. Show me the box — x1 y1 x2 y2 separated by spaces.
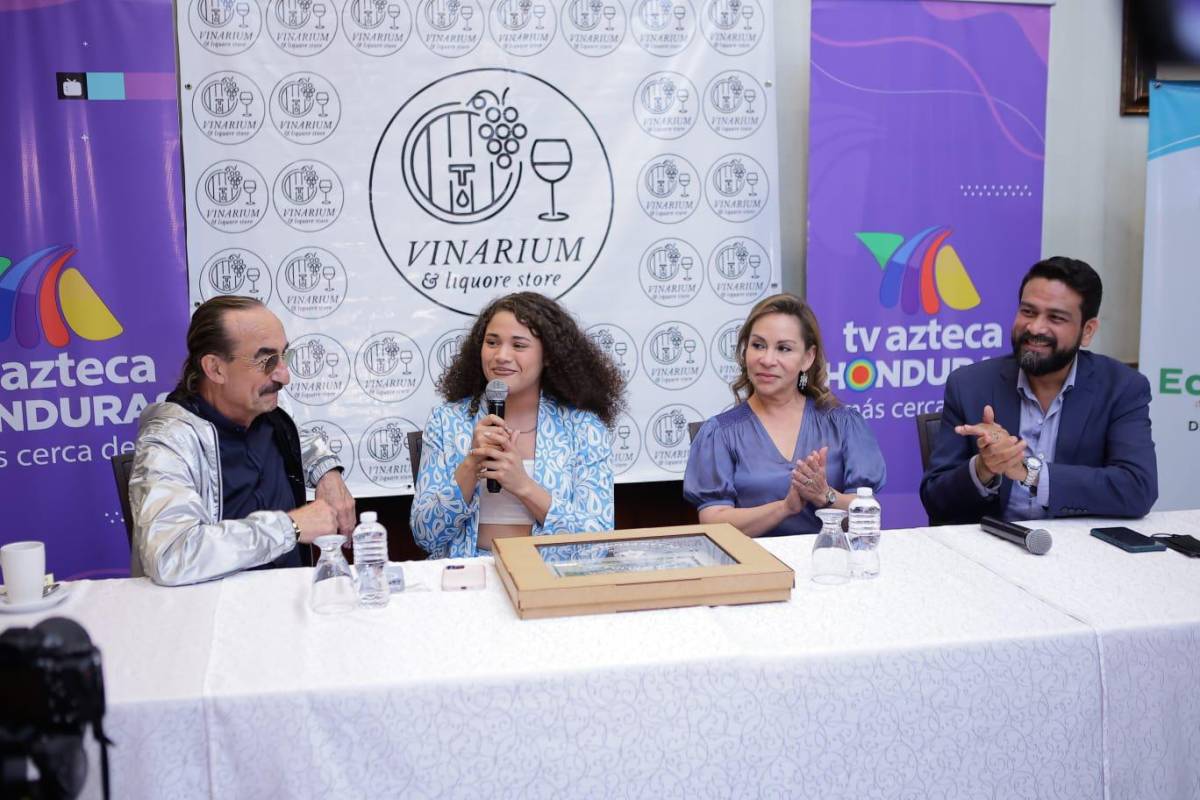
1012 330 1080 377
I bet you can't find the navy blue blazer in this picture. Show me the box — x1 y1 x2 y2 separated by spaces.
920 351 1157 524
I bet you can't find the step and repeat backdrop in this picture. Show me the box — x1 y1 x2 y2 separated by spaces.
179 0 781 496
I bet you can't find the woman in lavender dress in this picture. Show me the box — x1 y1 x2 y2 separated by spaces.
684 293 885 536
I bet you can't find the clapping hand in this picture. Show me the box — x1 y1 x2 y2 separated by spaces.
791 446 831 507
955 404 1027 483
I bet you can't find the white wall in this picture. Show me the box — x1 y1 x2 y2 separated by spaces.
773 0 1149 363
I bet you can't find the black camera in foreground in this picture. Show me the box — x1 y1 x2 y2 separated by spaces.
0 617 110 800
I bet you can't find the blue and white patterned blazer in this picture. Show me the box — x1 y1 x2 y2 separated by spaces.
410 394 614 559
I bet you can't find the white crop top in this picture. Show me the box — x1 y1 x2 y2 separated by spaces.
478 460 537 524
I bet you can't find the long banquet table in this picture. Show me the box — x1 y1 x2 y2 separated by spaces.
6 511 1198 799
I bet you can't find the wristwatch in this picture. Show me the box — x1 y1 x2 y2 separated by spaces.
824 488 838 507
1020 456 1042 496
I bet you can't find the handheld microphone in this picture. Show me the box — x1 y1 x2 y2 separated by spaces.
980 515 1053 555
484 379 508 493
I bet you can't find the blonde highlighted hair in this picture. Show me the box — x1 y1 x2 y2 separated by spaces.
730 293 839 409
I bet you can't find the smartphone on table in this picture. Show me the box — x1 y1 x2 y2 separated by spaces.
1090 526 1167 553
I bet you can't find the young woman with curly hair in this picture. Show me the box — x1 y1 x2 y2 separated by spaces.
683 293 885 537
411 292 626 558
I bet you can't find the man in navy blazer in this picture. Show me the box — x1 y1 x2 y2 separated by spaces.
920 257 1157 525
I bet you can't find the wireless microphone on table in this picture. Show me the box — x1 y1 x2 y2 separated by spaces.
980 515 1053 555
484 379 508 494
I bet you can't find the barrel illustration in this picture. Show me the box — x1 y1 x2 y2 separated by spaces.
201 77 241 117
495 0 532 29
650 326 684 364
284 252 324 292
718 327 738 360
277 78 316 117
275 0 312 27
208 254 248 293
646 245 681 281
280 166 320 205
640 77 677 115
569 0 603 29
711 158 746 196
437 334 467 369
644 159 679 198
653 410 687 447
715 241 749 279
289 340 327 379
363 338 401 376
403 90 525 224
424 0 462 30
197 0 235 26
709 75 744 113
707 0 741 29
638 0 674 30
367 425 406 462
351 0 389 27
204 166 243 205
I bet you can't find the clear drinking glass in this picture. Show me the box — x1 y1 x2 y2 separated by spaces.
310 534 357 614
811 508 850 585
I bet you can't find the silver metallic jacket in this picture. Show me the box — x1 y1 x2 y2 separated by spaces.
129 401 340 586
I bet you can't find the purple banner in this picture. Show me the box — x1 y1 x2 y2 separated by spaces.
808 0 1049 527
0 0 187 579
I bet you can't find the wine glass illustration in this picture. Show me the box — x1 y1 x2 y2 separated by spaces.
749 254 762 279
741 3 754 29
681 256 694 282
673 4 685 29
746 172 759 197
617 425 631 450
534 4 545 27
743 88 757 113
239 91 253 116
613 341 627 364
246 266 261 293
676 88 690 114
683 339 696 364
399 349 413 375
315 91 330 117
329 438 343 455
237 2 251 27
531 138 572 222
243 179 258 205
388 3 401 27
322 265 336 290
603 5 616 29
678 172 691 198
325 352 339 378
461 4 474 29
314 2 327 27
319 179 333 204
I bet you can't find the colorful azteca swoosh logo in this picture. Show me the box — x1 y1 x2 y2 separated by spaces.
856 227 981 314
0 245 123 348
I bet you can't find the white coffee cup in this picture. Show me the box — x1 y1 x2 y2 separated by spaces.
1 541 46 605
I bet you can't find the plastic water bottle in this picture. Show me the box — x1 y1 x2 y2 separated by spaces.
847 487 882 579
352 511 389 608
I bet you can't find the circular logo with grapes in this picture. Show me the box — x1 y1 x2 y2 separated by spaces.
371 68 614 314
199 248 273 303
283 334 350 405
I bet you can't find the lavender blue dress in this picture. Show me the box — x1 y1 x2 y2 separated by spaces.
683 402 886 536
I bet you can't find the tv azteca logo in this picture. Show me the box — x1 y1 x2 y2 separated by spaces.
0 246 122 349
371 68 614 315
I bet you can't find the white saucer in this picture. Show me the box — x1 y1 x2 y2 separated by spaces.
0 582 72 614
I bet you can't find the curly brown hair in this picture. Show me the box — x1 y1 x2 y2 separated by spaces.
730 293 840 410
436 292 626 426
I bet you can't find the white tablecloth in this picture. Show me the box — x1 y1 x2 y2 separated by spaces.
4 512 1196 799
927 511 1200 800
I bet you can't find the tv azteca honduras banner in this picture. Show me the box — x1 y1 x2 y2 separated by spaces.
0 0 188 578
808 1 1049 527
178 0 781 496
1140 82 1200 511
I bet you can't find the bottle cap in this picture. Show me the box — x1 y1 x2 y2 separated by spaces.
855 487 873 497
360 511 378 523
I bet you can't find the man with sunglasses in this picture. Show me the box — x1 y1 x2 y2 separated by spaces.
129 296 356 585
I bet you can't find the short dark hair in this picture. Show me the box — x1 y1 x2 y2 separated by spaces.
1018 257 1102 322
175 296 264 394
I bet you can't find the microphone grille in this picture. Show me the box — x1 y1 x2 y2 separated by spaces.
484 379 509 404
1026 528 1053 556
